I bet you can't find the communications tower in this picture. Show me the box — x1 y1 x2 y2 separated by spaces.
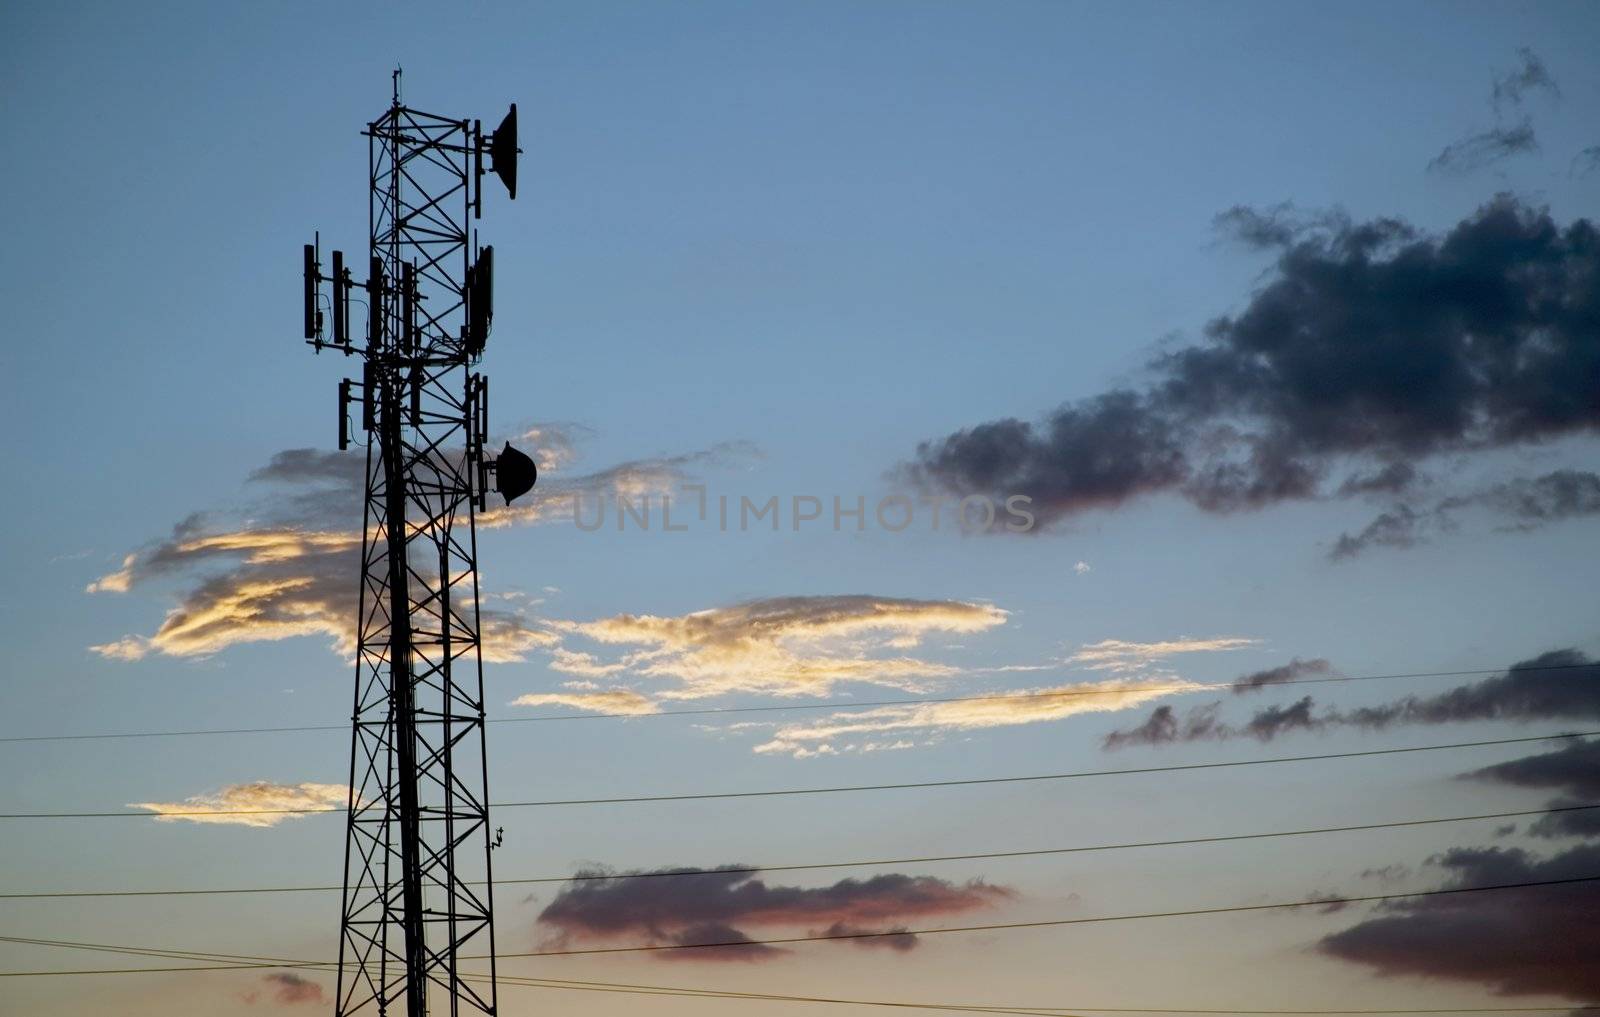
300 74 536 1016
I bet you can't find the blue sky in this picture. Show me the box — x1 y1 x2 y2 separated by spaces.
3 2 1599 1014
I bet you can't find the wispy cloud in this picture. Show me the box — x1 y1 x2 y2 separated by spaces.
1426 48 1557 175
129 781 347 827
1490 46 1560 112
1332 470 1600 561
753 677 1207 758
1104 649 1598 748
510 689 660 715
86 431 754 665
1427 120 1538 175
543 595 1008 701
1066 637 1259 674
752 647 1300 758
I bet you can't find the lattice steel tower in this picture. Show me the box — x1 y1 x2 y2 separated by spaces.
300 74 534 1016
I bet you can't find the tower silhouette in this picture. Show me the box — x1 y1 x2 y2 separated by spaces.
303 74 528 1016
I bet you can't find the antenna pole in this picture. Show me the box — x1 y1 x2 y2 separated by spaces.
305 84 512 1017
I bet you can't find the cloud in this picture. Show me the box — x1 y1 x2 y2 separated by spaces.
1466 739 1600 839
1319 842 1600 1002
819 922 919 951
1065 637 1260 674
536 866 1012 961
549 595 1008 700
129 781 347 827
1574 146 1600 179
479 441 762 531
1104 649 1599 747
1427 120 1538 175
1232 658 1332 692
1329 504 1431 560
510 689 660 715
733 639 1269 758
88 531 553 664
1491 47 1560 112
1425 50 1556 176
1468 738 1600 799
1336 462 1421 497
902 197 1600 537
1461 470 1600 530
755 677 1209 758
1332 470 1600 560
87 433 753 664
1213 202 1354 250
243 973 327 1005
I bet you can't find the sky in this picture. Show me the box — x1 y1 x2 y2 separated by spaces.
2 1 1599 1014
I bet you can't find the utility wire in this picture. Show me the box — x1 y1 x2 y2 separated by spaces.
8 939 1596 1015
3 803 1594 900
2 874 1595 974
2 661 1592 744
2 730 1590 819
490 972 1600 1015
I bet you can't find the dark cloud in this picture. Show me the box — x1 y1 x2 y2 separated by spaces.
1331 470 1600 560
905 197 1600 534
820 922 920 951
1336 462 1420 497
1319 843 1600 1001
1467 738 1600 800
1467 739 1600 840
1427 120 1539 175
1358 864 1410 883
1491 47 1560 112
1424 50 1555 177
1574 147 1600 179
1295 891 1351 915
1530 807 1600 840
249 448 362 487
656 923 784 962
1338 650 1600 729
1232 658 1332 693
1329 503 1429 560
1239 695 1324 740
1102 658 1334 748
1105 649 1599 747
1465 470 1600 531
1212 203 1353 250
910 392 1188 518
536 866 1011 962
1102 702 1222 750
243 972 326 1005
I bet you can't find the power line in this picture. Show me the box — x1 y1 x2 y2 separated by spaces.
9 930 1600 1017
3 803 1594 899
4 730 1589 819
3 661 1592 744
2 874 1595 973
494 973 1600 1016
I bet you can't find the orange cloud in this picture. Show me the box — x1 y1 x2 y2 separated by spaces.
129 781 348 827
86 437 750 666
752 676 1207 757
510 689 660 715
550 595 1008 700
